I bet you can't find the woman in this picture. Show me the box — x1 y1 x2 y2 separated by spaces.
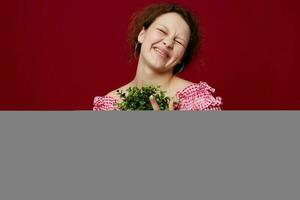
93 3 222 111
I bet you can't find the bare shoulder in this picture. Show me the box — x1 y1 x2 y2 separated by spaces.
171 76 195 91
105 82 134 100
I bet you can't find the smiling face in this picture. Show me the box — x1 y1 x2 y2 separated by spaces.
137 12 191 73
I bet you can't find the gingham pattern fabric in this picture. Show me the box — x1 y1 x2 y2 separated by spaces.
93 96 117 111
175 81 222 111
93 81 222 111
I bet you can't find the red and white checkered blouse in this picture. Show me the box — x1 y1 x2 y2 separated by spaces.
93 81 222 111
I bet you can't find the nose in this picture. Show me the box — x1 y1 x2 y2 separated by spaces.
163 37 174 49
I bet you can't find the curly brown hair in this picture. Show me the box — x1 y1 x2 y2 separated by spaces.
128 3 201 74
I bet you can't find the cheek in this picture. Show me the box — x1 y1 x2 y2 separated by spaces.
146 32 163 44
173 47 186 59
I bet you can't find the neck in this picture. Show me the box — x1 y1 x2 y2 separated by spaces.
131 59 175 90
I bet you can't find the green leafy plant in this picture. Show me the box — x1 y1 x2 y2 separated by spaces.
115 85 171 110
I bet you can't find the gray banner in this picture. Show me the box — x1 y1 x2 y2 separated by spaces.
0 111 299 200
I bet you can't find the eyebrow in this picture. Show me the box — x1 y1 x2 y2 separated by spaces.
158 24 187 42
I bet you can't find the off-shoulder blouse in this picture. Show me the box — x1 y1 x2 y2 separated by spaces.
93 81 222 111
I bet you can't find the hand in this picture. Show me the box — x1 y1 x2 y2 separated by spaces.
149 95 179 111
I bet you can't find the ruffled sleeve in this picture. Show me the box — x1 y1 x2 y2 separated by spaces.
176 81 222 111
93 96 118 111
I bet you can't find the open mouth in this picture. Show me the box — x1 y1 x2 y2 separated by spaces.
153 47 169 59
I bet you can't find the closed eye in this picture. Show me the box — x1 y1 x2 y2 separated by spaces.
157 28 167 34
175 40 183 45
175 40 185 47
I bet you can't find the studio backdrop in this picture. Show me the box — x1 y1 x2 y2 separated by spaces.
1 0 299 110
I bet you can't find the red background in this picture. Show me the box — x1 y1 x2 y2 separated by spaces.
1 0 299 110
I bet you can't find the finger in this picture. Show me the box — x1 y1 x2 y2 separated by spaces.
149 95 160 111
173 96 179 105
169 97 180 111
168 99 174 111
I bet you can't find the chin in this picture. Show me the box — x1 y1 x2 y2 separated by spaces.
149 62 165 70
152 65 171 73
